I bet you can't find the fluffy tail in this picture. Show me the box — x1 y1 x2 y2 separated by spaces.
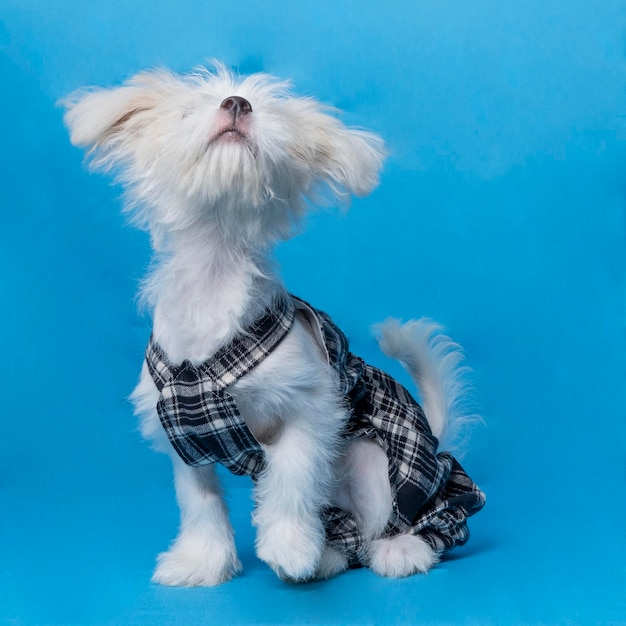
375 318 477 455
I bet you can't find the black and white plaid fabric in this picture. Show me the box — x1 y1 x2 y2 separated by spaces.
145 293 485 566
145 292 296 476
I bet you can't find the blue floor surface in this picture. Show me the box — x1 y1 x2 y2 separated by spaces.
1 2 625 624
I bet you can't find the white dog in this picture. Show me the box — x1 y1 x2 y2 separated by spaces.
63 64 485 586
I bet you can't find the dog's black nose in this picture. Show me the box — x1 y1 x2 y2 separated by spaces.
220 96 252 117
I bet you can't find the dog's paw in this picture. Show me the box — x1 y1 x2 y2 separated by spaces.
256 517 324 582
315 545 349 580
152 538 242 587
367 533 438 578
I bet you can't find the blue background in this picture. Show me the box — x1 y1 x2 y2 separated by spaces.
1 1 625 624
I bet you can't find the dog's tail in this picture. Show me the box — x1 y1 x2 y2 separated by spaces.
374 318 478 455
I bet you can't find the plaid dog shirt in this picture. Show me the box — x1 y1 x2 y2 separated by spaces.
145 293 485 567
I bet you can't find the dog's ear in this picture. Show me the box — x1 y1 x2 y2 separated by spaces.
288 102 386 199
62 86 152 148
61 72 171 170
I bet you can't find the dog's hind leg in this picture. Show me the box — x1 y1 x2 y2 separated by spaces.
333 437 393 540
151 457 242 586
333 437 438 577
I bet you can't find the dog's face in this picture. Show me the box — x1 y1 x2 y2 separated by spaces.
63 65 385 246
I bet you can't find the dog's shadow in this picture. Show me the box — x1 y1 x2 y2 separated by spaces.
238 533 499 590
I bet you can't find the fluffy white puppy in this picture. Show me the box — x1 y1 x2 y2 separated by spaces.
63 64 483 586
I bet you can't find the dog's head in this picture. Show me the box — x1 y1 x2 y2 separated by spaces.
63 64 385 247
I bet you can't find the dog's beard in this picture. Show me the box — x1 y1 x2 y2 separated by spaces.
167 140 295 244
184 141 267 208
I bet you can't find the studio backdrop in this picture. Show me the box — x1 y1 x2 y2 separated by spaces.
1 1 625 624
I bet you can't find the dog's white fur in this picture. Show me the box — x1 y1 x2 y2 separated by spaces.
63 64 473 585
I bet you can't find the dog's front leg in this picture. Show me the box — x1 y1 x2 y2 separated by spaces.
152 456 242 586
252 404 342 582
